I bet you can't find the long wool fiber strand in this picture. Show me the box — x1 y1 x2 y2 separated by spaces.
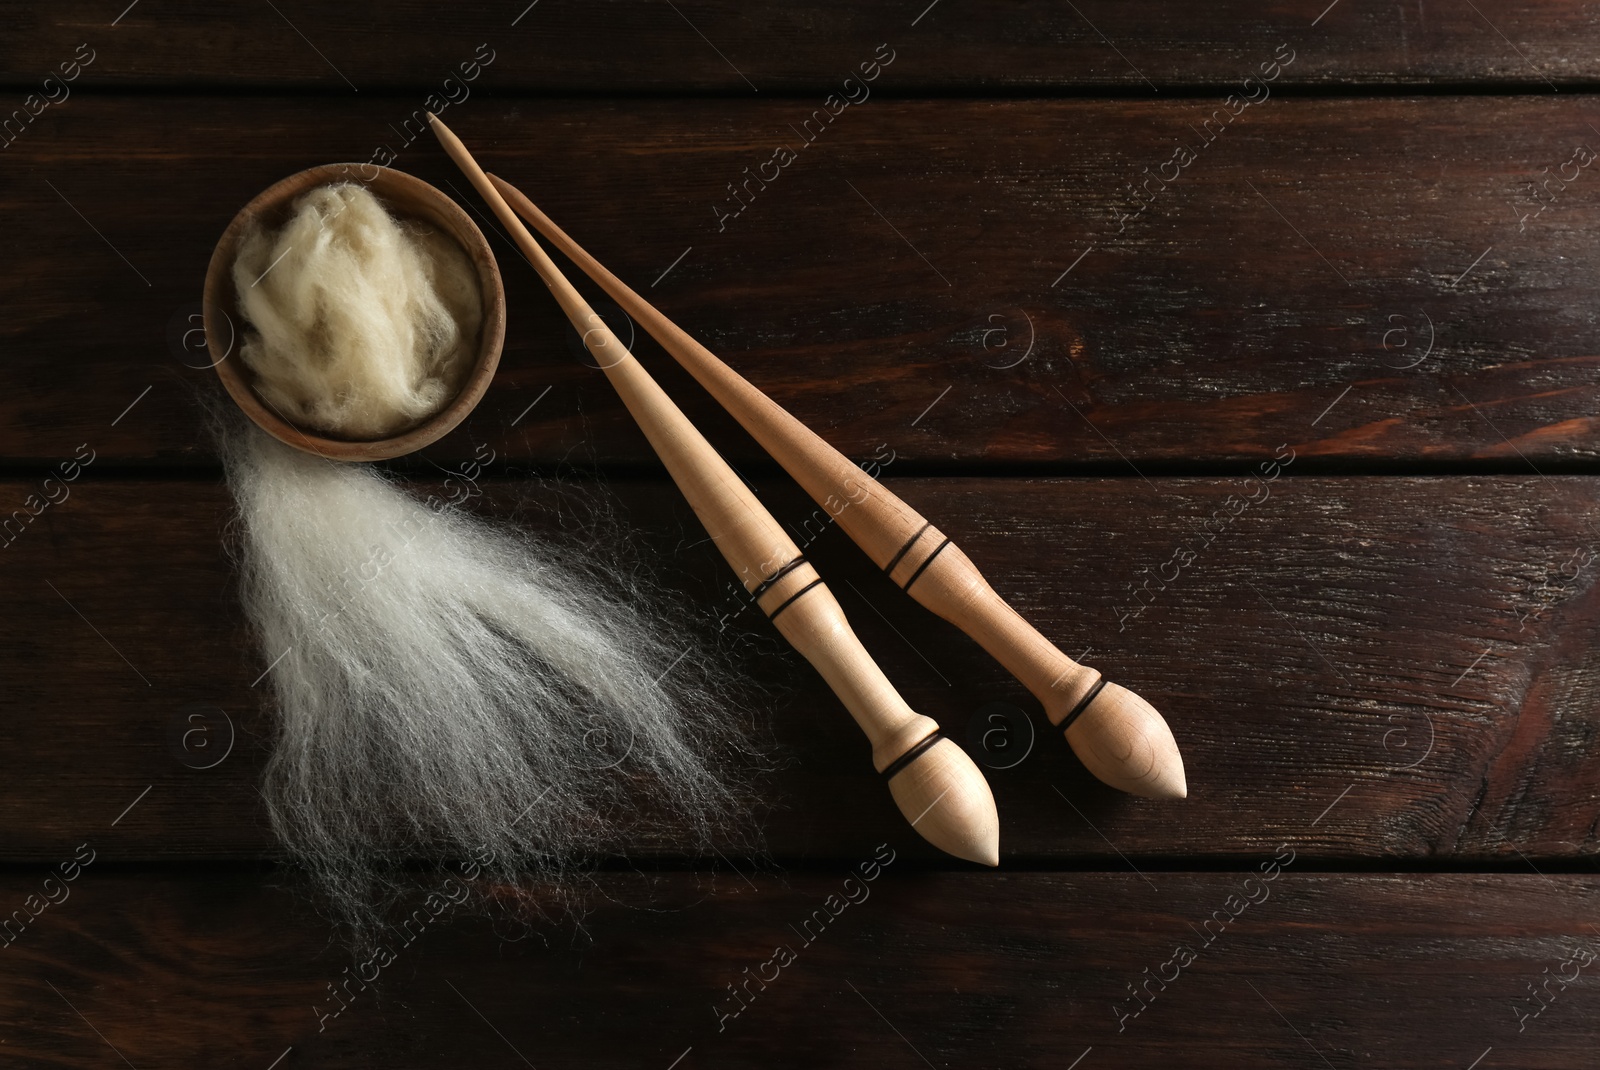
219 419 755 929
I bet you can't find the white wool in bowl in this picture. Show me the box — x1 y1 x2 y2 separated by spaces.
231 182 483 439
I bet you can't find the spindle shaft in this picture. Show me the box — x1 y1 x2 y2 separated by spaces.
430 114 1000 864
487 174 1185 800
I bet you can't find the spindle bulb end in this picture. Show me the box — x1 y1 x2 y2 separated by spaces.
887 737 1000 866
1066 682 1186 800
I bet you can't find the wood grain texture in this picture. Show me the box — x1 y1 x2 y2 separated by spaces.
2 2 1596 89
6 5 1597 1067
4 96 1600 468
1 869 1597 1069
2 475 1597 863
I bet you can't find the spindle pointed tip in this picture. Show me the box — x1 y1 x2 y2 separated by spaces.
426 111 460 151
888 737 1000 866
1065 681 1187 800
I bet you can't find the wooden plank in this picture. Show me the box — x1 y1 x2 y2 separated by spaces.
2 474 1597 862
5 97 1600 468
2 2 1594 90
1 869 1596 1068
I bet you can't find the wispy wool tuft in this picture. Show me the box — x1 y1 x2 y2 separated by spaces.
218 420 757 933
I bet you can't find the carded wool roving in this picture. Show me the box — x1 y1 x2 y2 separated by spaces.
231 182 482 439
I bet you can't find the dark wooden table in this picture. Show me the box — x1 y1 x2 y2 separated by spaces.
4 4 1599 1067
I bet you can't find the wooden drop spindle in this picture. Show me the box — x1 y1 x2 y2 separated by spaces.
429 114 1000 864
487 173 1186 800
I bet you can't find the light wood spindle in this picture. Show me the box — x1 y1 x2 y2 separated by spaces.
429 114 1000 864
487 173 1186 800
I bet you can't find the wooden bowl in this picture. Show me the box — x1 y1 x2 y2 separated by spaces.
201 164 506 462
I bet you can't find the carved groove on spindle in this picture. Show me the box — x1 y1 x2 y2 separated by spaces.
902 538 952 592
766 579 824 622
748 555 806 600
886 524 945 588
881 729 945 781
752 559 824 619
883 521 931 575
1057 677 1107 731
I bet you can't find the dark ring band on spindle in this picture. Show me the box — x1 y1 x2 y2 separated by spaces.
1057 677 1107 732
901 538 951 592
880 729 945 781
882 522 931 575
765 579 823 622
748 556 807 602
